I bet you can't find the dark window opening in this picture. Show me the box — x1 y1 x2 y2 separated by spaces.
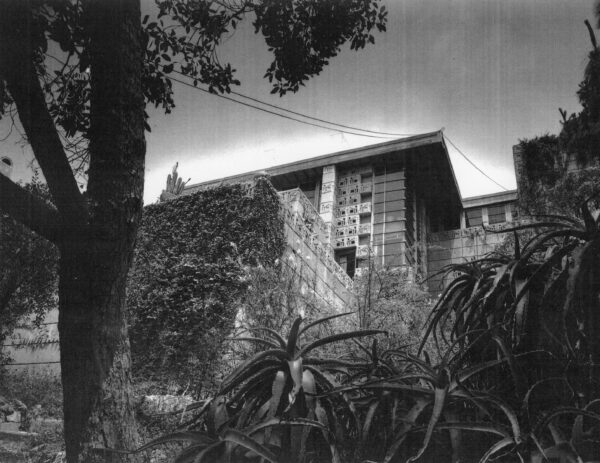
465 208 483 227
335 248 356 278
510 203 519 221
487 204 506 225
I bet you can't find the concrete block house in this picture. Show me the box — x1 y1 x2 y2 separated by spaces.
183 130 520 300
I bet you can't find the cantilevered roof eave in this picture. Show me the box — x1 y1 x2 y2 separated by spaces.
184 130 448 193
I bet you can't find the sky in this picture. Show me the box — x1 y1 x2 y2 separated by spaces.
0 0 596 204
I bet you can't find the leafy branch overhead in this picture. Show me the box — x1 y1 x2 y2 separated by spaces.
0 0 387 144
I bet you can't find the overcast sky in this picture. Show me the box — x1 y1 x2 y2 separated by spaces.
1 0 596 203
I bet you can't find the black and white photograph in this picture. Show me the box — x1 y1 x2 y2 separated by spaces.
0 1 599 462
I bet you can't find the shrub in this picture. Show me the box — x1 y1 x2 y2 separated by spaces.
128 178 285 393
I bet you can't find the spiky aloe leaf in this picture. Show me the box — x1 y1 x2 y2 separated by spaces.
287 317 303 357
383 397 430 463
304 365 342 391
361 399 379 445
191 441 225 463
249 417 331 435
220 349 288 394
285 357 303 410
265 370 287 444
245 326 287 349
299 329 385 357
533 407 600 437
407 382 449 462
226 336 282 349
173 443 211 463
479 437 515 463
93 431 214 457
220 428 280 463
228 364 281 404
406 420 510 440
297 311 354 337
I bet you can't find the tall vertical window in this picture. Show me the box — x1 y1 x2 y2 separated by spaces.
487 204 506 225
510 203 519 221
465 208 483 227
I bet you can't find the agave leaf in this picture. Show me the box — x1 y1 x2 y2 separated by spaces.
491 334 525 397
297 311 354 337
407 383 449 462
304 365 342 391
228 364 281 404
479 437 515 463
451 358 506 390
287 317 303 357
409 421 510 438
93 431 214 456
248 417 331 435
541 442 583 463
226 336 281 349
173 443 211 463
235 394 262 430
299 330 385 357
286 357 304 411
133 431 214 452
192 441 225 463
304 357 371 369
419 276 472 352
361 399 379 445
245 326 287 349
263 370 287 445
482 264 509 302
269 370 287 417
383 397 430 463
520 228 585 263
533 407 600 437
220 349 288 395
221 428 280 463
581 201 596 234
476 394 521 442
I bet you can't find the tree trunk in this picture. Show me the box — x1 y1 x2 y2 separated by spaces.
1 0 144 460
58 1 146 461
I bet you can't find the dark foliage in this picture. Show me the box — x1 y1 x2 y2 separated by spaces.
0 180 58 363
128 178 285 390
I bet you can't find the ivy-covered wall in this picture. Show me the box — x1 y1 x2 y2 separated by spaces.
127 177 285 391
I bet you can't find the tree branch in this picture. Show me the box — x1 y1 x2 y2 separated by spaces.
0 2 88 228
0 174 61 243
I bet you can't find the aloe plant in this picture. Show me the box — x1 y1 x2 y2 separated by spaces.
215 313 384 463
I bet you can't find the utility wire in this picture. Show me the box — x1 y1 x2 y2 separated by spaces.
166 69 510 190
1 361 61 366
168 74 400 140
168 67 414 137
444 135 509 191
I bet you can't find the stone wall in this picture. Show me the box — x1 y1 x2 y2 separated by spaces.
279 188 357 310
427 221 524 294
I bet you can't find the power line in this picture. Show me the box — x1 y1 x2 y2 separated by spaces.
1 361 61 366
444 135 509 191
167 67 414 138
167 74 401 140
3 340 59 348
165 69 510 191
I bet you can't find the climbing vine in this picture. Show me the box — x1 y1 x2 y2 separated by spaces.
127 177 285 392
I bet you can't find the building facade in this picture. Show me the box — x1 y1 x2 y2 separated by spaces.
184 130 520 297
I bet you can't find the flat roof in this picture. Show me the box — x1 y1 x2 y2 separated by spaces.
462 190 517 209
184 130 460 194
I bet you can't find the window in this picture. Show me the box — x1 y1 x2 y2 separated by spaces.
465 208 483 227
510 203 519 221
335 248 356 278
487 204 506 225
